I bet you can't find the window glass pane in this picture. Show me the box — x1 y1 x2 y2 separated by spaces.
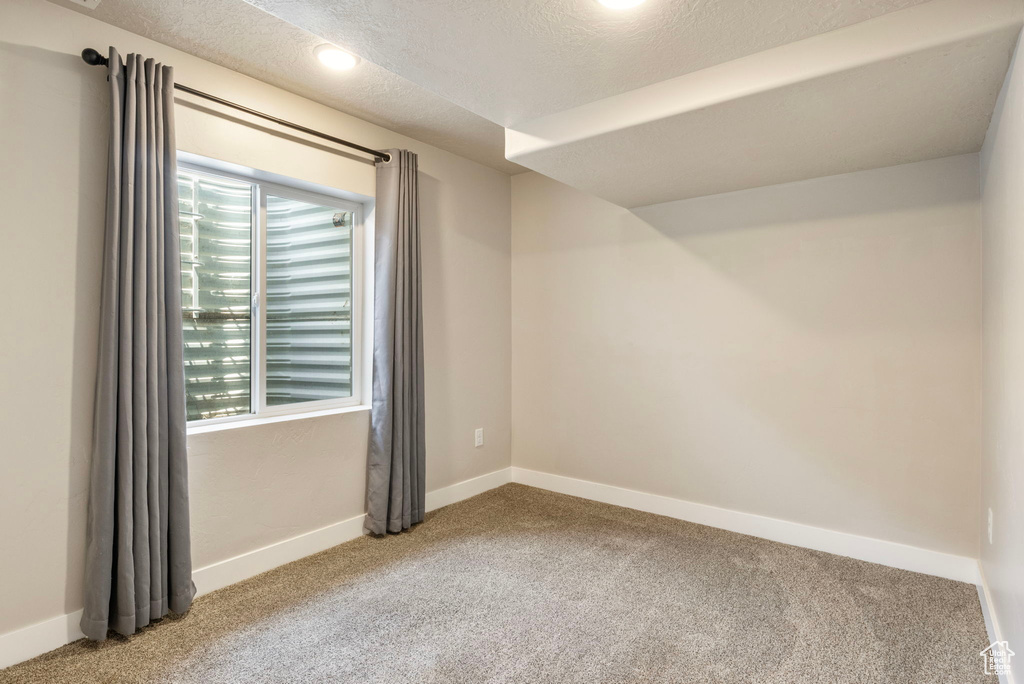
178 170 252 421
265 195 353 406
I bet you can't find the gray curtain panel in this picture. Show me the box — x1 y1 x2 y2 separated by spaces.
81 47 196 641
366 150 426 535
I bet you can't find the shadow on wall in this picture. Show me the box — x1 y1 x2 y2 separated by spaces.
417 170 457 491
625 157 982 336
0 41 107 623
175 100 374 168
67 44 107 621
510 156 981 555
631 157 981 237
516 156 982 336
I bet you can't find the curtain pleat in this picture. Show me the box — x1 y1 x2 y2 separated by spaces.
80 47 195 641
366 150 425 535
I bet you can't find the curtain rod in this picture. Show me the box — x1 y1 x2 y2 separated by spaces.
81 48 392 163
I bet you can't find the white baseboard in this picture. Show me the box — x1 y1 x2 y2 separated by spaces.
0 611 85 671
193 467 513 597
425 467 512 511
191 514 368 597
0 466 513 671
510 467 979 584
978 563 1015 684
2 465 981 671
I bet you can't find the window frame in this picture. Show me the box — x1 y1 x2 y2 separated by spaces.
178 157 367 429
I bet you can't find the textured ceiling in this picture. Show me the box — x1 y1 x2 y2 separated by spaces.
49 0 1024 204
243 0 935 126
46 0 523 173
505 0 1024 206
506 0 1024 207
512 29 1020 207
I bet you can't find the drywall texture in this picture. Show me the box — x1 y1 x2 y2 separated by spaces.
0 0 511 638
247 0 931 125
511 155 982 558
506 0 1022 208
45 0 520 173
980 27 1024 681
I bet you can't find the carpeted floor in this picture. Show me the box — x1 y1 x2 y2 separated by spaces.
0 484 989 683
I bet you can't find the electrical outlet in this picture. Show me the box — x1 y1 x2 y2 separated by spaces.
988 508 994 545
474 428 484 448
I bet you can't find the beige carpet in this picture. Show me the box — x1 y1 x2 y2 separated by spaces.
0 484 988 683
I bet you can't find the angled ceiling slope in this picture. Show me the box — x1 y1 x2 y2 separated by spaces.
508 0 1024 207
505 0 1024 206
247 0 1022 207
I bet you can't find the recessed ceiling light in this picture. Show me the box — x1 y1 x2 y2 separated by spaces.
598 0 646 8
315 44 359 71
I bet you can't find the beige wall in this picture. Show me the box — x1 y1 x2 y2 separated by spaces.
980 28 1024 679
0 0 511 637
0 0 996 649
511 154 982 557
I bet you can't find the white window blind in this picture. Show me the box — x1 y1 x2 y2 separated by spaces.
265 195 354 406
177 162 363 424
178 172 252 421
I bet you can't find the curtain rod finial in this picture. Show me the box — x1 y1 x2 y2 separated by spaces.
82 48 108 67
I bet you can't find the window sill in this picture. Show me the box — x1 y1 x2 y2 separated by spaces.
187 404 371 436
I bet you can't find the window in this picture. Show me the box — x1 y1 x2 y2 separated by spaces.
177 159 364 424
